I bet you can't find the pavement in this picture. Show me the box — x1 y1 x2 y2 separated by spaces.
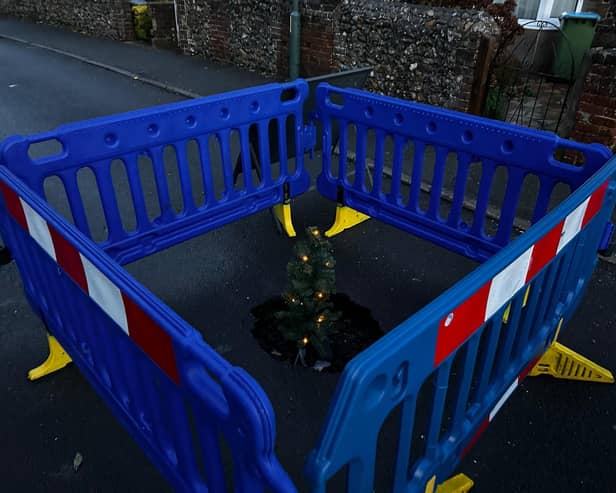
0 17 615 493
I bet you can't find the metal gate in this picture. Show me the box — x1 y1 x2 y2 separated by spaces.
484 20 576 134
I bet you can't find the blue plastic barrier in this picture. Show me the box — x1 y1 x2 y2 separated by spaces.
1 80 615 493
315 83 611 261
0 80 312 493
1 80 310 265
307 85 616 492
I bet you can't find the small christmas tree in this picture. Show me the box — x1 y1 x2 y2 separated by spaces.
274 226 341 363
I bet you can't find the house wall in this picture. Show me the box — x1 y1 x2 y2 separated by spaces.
0 0 134 40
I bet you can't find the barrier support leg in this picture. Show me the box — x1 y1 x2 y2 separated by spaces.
325 204 370 238
530 341 614 383
272 202 297 238
28 333 72 381
425 474 474 493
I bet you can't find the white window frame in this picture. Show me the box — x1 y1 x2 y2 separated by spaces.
515 0 584 30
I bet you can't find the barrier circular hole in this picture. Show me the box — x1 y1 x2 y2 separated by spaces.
394 113 404 126
365 106 374 118
147 124 159 136
185 115 196 127
250 101 260 113
104 133 118 147
220 107 230 119
462 130 473 144
426 122 437 134
502 140 514 154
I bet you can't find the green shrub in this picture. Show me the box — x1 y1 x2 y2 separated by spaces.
132 5 152 42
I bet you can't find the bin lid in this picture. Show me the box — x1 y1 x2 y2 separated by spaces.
560 11 601 21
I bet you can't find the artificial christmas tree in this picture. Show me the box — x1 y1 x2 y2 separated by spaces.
274 227 341 363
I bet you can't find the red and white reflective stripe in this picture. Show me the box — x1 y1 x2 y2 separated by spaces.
0 183 180 384
435 180 609 367
461 356 540 458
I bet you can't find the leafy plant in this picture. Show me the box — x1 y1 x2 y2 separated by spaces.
132 5 152 42
274 227 341 362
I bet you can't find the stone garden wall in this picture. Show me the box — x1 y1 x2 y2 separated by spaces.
0 0 134 40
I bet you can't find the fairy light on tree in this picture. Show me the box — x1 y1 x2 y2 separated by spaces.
274 226 341 364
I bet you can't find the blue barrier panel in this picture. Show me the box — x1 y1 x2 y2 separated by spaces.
1 80 310 265
0 169 298 493
315 83 612 261
305 149 616 492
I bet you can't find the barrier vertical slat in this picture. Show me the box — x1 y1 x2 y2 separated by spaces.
494 167 525 244
135 359 174 456
426 359 453 458
494 295 524 378
513 281 541 360
388 135 406 204
407 141 426 212
92 161 124 242
196 135 217 208
471 159 496 238
320 117 333 181
173 141 198 213
348 452 376 493
531 176 555 225
218 129 235 200
473 319 502 402
428 146 448 220
195 417 226 492
393 396 417 493
451 332 481 435
149 146 175 222
257 120 273 187
277 117 289 179
529 255 564 343
338 119 349 182
239 125 255 192
447 152 471 228
371 129 386 198
123 153 151 231
61 171 92 238
166 387 206 489
353 124 368 193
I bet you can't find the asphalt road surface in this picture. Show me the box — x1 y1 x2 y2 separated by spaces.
1 35 615 493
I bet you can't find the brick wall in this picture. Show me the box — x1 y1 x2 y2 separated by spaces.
569 0 616 151
0 0 134 41
569 49 616 149
149 1 177 50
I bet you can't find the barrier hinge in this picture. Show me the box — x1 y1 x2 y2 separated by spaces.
598 221 614 255
302 123 317 159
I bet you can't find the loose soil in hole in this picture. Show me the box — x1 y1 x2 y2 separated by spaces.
251 293 383 372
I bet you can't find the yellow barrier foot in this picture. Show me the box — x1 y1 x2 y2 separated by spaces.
425 473 474 493
272 202 297 238
28 334 72 381
530 341 614 383
324 204 370 237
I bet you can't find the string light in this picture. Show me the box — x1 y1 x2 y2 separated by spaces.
301 255 309 262
324 261 333 268
317 314 326 323
315 291 324 300
312 229 320 237
302 337 309 345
